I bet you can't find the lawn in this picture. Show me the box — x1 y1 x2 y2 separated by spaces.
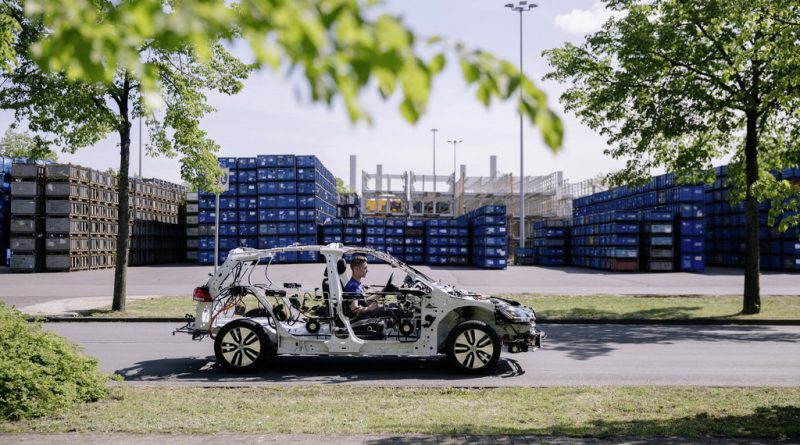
1 386 798 438
86 294 800 320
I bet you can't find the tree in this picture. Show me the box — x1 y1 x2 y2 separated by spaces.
1 0 253 311
0 128 58 161
335 177 352 195
544 0 800 314
4 0 564 311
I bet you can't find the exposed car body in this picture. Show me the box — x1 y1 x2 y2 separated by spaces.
176 244 543 374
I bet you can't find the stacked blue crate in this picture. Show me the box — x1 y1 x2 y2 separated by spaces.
467 205 508 269
532 220 567 266
570 211 640 271
197 158 237 264
256 154 297 263
296 155 337 224
639 211 675 272
364 217 386 263
321 220 343 244
384 218 405 261
425 218 469 266
777 168 800 271
343 219 365 246
0 156 12 265
403 219 425 264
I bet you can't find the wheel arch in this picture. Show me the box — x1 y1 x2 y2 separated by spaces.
436 305 496 352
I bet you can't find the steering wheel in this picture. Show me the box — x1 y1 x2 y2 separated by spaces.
382 272 399 293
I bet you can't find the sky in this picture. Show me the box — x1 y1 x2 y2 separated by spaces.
0 0 626 190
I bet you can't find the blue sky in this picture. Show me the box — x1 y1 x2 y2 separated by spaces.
0 0 625 189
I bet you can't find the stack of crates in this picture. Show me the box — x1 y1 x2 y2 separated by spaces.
639 211 675 272
337 193 361 219
129 177 186 266
296 155 337 224
43 164 115 271
467 205 508 269
532 220 567 266
198 157 236 265
364 217 386 263
403 219 425 264
321 220 343 244
255 155 296 264
425 217 469 266
570 211 639 271
0 156 11 265
384 218 405 261
653 176 706 272
185 192 199 261
8 163 46 272
705 165 799 271
343 219 365 246
515 247 535 266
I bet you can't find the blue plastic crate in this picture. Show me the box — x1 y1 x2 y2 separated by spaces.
344 235 364 245
237 183 257 196
344 226 364 235
471 215 505 226
218 157 237 169
783 241 800 255
219 224 238 237
198 210 215 224
257 181 297 195
471 236 507 247
219 210 238 223
680 220 706 236
473 257 507 269
257 167 296 181
322 235 343 243
198 237 215 250
680 254 705 272
385 219 406 228
472 225 507 236
385 237 404 246
258 208 298 222
237 170 257 183
297 223 317 235
237 197 257 209
258 236 298 249
295 155 318 168
405 219 425 228
198 197 216 210
219 197 237 209
218 237 239 250
297 251 319 263
237 210 258 223
237 157 257 170
680 237 705 253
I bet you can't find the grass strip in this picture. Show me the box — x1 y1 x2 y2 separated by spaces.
500 294 800 320
1 387 798 438
86 295 800 321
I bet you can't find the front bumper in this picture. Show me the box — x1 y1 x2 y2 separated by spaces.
503 328 544 353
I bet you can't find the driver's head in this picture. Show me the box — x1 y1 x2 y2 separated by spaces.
350 255 368 281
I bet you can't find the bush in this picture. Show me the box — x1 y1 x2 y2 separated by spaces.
0 302 109 420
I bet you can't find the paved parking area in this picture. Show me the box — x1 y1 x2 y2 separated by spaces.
1 263 798 309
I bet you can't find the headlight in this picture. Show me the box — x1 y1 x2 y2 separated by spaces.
497 304 536 323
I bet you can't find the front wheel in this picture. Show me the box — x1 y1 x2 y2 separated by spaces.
214 318 272 373
445 321 501 374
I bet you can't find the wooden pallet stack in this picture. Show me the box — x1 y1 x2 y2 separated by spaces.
128 177 186 266
44 164 118 271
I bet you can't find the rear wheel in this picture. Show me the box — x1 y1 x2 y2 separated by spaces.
445 321 501 374
214 318 272 373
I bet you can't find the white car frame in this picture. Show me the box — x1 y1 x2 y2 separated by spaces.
177 243 543 374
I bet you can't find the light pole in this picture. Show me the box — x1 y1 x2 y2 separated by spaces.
431 128 438 193
448 139 462 216
505 1 537 249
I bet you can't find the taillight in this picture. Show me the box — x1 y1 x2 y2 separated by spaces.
193 286 212 302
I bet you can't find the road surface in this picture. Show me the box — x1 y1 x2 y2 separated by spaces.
45 322 800 387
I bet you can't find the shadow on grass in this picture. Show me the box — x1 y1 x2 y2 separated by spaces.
362 405 800 440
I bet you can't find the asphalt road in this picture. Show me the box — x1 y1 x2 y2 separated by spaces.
45 322 800 387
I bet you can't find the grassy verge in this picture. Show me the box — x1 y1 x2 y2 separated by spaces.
1 386 798 438
501 294 800 320
85 294 800 320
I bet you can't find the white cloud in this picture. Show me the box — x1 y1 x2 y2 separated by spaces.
554 2 625 35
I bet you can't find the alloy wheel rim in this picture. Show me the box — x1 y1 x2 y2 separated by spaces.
453 329 493 369
220 327 261 367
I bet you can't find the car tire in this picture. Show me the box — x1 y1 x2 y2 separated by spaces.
214 318 272 373
445 321 501 374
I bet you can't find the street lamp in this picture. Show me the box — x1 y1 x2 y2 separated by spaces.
431 128 438 193
448 139 462 216
505 1 537 249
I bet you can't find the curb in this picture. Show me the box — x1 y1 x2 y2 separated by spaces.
32 316 800 325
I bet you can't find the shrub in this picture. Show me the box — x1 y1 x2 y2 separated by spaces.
0 302 109 420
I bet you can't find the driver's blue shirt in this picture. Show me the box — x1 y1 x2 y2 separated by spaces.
343 277 365 296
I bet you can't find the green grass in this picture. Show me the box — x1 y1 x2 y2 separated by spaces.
86 294 800 320
1 387 798 438
500 294 800 320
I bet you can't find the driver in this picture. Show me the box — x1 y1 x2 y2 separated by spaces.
343 256 380 316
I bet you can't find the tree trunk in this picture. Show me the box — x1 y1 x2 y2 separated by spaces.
742 110 760 314
112 80 132 312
